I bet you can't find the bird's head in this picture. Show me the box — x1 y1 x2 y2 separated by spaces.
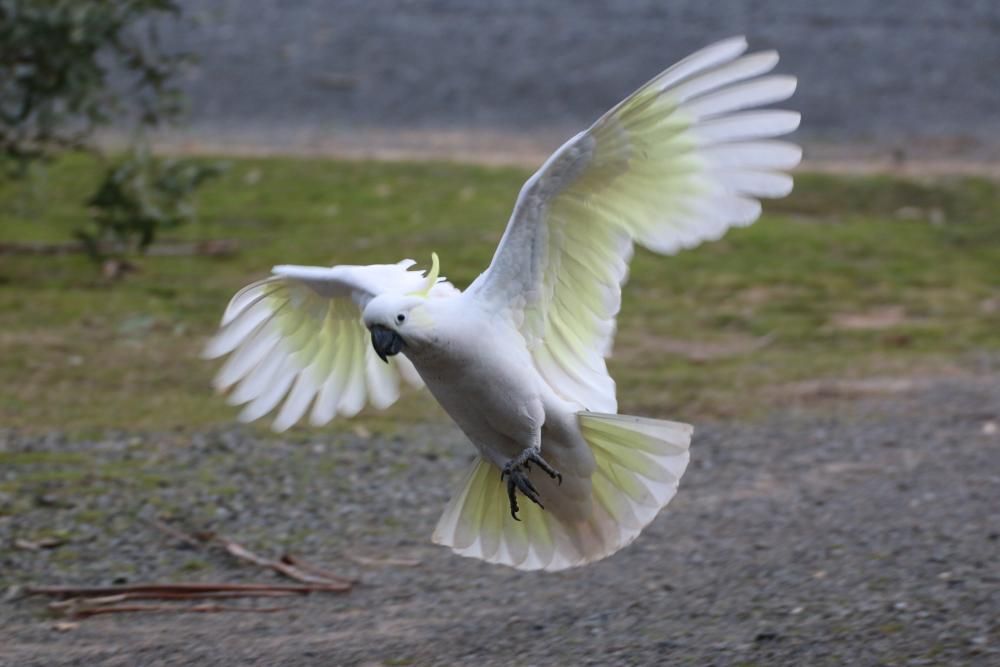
362 294 433 362
362 253 442 362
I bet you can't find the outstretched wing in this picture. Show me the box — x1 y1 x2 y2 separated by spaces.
468 36 801 412
204 260 456 431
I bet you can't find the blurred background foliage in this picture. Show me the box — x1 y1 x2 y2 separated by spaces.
0 0 218 266
79 146 224 266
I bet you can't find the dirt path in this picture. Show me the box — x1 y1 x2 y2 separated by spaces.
2 377 998 665
142 127 1000 181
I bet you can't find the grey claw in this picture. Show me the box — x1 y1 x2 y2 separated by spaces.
505 474 521 521
501 447 561 519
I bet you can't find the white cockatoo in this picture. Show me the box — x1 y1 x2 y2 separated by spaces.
204 37 800 571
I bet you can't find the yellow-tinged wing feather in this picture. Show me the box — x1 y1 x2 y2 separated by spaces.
204 260 456 431
469 36 801 411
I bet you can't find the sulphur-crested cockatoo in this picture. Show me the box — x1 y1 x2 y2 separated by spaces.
204 37 800 571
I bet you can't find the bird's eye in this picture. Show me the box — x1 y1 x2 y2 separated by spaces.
396 313 406 324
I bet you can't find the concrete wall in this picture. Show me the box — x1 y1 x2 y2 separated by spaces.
160 1 1000 159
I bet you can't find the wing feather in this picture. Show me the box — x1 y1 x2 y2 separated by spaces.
205 260 454 431
692 110 801 144
336 320 368 418
469 37 800 409
272 369 321 433
364 345 402 410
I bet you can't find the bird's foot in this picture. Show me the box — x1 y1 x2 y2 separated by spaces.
500 447 562 521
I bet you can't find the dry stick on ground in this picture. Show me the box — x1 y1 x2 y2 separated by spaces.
343 553 422 568
27 583 343 598
32 589 303 620
47 594 295 619
280 554 357 585
152 519 354 588
48 591 301 605
151 518 202 548
26 522 355 619
30 583 342 620
213 537 353 590
59 603 292 619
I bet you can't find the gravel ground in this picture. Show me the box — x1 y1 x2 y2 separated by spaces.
2 377 999 666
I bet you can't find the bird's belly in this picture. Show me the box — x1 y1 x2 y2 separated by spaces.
410 346 543 466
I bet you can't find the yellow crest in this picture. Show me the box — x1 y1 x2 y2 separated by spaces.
409 252 440 297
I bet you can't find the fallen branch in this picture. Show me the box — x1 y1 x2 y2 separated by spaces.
26 582 342 598
30 582 337 620
55 602 291 619
47 591 299 606
13 537 65 551
151 520 354 589
216 538 350 589
281 554 356 585
25 527 355 621
151 519 202 548
343 553 421 568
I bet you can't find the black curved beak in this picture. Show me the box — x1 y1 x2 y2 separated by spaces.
370 324 405 363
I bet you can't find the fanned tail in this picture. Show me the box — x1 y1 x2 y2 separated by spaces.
432 413 692 571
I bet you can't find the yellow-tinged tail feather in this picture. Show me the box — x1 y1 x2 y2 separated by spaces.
432 413 692 571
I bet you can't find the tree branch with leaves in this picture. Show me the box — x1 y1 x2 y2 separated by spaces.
0 0 224 273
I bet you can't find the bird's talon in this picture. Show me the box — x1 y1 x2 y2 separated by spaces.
500 447 561 519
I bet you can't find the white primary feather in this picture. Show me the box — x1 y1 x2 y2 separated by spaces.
203 260 456 431
469 35 801 413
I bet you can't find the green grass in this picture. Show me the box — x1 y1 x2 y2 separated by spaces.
2 154 998 434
